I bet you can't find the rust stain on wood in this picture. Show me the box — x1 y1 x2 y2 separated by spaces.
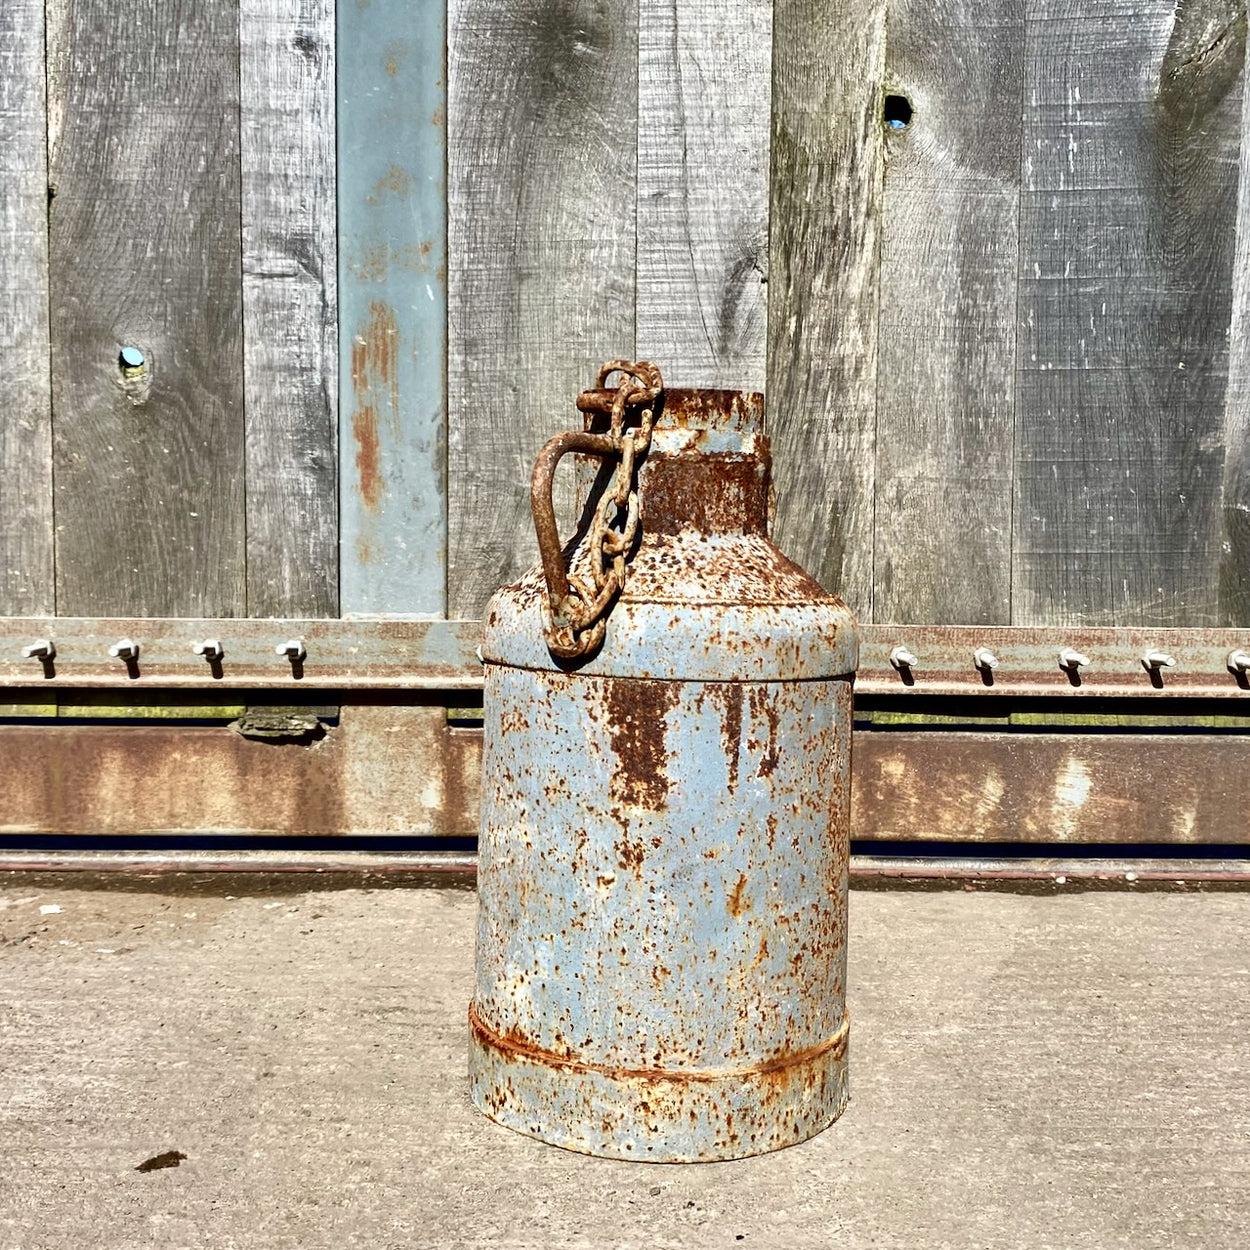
349 302 401 518
351 407 382 511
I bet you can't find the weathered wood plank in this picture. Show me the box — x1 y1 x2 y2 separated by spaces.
47 0 245 617
338 0 446 617
767 0 888 616
447 0 638 618
873 1 1023 625
1014 0 1244 626
1220 3 1250 624
0 3 53 616
635 0 771 389
240 0 337 618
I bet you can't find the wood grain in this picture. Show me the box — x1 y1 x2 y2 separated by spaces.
0 2 53 616
337 0 447 617
240 0 337 618
1014 0 1244 626
1219 2 1250 625
447 0 638 618
635 0 771 389
47 0 245 617
767 0 888 616
873 1 1023 625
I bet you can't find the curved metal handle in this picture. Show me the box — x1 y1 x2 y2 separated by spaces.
530 429 619 617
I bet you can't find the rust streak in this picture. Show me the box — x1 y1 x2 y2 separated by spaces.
351 406 383 511
469 1003 849 1084
349 302 403 516
728 872 750 918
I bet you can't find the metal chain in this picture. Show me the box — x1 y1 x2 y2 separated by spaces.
543 360 663 658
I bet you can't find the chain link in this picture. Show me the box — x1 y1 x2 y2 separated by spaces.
542 360 663 658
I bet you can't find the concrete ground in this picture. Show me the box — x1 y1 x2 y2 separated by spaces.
0 875 1248 1249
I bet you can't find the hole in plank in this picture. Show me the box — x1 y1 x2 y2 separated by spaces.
884 94 912 130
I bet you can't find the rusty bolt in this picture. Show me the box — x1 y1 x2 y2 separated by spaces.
22 639 55 660
888 645 918 670
1141 650 1175 671
276 639 306 662
1058 647 1090 670
1227 650 1250 674
108 639 139 661
192 639 223 661
973 647 999 671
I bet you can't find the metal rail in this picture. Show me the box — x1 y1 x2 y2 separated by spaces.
1 850 1246 886
3 618 1250 697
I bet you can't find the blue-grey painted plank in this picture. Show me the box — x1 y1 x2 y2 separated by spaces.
338 0 447 617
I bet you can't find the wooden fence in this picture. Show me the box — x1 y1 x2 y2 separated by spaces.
2 0 1249 631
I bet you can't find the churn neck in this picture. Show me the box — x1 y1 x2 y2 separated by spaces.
575 387 769 539
577 387 764 439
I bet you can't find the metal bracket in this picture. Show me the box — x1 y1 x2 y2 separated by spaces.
857 627 1250 698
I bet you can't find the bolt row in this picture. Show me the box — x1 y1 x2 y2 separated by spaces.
18 639 307 664
887 646 1250 677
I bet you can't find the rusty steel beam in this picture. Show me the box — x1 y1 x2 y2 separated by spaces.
0 705 481 837
853 731 1250 843
1 712 1248 846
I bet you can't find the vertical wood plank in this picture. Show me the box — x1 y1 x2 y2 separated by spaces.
1015 0 1244 626
47 0 246 618
448 0 638 618
338 0 446 617
1220 3 1250 625
767 0 888 616
873 1 1023 625
0 3 53 616
240 0 337 618
635 0 771 389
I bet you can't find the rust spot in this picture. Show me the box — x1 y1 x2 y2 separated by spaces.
366 163 414 203
381 39 408 77
615 834 646 877
606 678 678 810
728 873 750 917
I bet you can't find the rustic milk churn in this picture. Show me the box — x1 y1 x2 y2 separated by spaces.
469 360 858 1161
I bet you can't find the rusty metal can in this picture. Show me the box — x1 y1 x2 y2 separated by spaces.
470 382 858 1161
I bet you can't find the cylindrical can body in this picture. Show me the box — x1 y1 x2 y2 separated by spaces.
471 389 857 1162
